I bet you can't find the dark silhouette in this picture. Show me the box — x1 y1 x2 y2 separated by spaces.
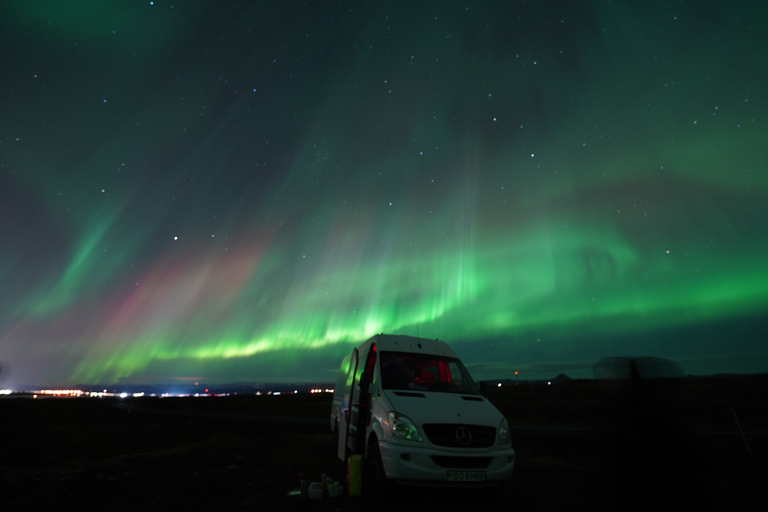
595 357 710 511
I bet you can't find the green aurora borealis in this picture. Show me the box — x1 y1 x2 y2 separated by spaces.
1 1 767 388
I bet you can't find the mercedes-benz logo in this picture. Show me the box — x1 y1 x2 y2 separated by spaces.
455 426 472 446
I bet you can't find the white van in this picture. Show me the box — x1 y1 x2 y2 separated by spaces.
330 334 515 492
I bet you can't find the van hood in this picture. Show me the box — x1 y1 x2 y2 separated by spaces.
383 390 504 426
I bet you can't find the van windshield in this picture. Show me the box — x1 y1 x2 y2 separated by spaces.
379 351 480 395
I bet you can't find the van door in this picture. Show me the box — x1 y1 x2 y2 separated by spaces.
347 343 376 455
337 348 358 461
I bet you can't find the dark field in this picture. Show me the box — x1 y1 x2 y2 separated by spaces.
2 376 766 511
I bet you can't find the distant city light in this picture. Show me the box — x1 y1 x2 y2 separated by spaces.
39 389 86 397
1 387 336 398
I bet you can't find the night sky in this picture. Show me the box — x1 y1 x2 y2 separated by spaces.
2 1 767 389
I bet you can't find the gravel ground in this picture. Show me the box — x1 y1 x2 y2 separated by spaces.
2 377 765 511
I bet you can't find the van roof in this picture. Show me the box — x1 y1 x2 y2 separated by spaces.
359 334 459 358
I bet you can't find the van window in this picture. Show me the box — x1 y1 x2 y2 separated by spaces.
336 353 351 395
379 351 480 395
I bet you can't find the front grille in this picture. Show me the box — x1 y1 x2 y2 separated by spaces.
431 456 492 469
422 424 496 448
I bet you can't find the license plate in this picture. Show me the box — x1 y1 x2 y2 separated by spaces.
447 471 486 482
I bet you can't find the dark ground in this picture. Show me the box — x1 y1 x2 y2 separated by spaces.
1 375 766 511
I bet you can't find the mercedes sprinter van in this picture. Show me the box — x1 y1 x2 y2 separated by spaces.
330 334 515 492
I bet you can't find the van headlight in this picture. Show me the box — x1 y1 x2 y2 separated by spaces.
498 417 512 445
388 412 423 442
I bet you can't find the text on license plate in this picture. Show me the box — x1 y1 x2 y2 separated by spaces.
447 471 486 482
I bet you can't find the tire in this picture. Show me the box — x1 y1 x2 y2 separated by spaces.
489 478 509 500
364 438 390 499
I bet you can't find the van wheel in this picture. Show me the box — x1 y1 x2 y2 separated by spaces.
364 439 389 498
490 479 509 500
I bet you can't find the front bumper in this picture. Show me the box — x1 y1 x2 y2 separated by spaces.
378 439 515 486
